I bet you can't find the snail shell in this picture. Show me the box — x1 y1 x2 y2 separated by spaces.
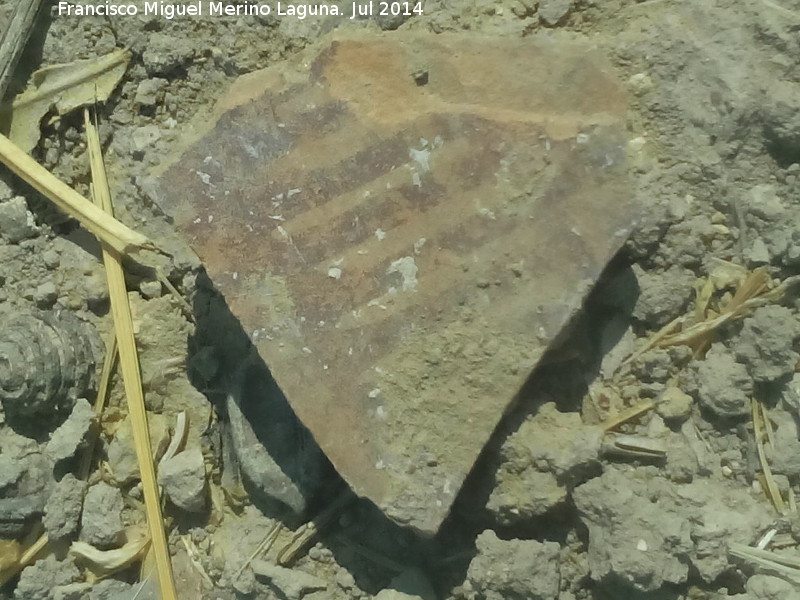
0 308 101 417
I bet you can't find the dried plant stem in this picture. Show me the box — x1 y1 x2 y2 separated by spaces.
78 333 118 480
752 399 787 515
85 110 178 600
0 132 152 256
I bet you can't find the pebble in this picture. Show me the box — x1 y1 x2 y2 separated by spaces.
467 530 561 600
688 347 752 418
80 481 124 549
107 413 169 484
15 555 80 600
34 282 58 308
45 398 96 464
132 124 163 153
135 77 168 106
43 474 87 542
656 387 693 421
747 574 800 600
539 0 572 25
139 278 163 299
158 446 207 513
734 305 799 383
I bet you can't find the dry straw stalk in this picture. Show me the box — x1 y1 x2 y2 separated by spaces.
84 110 177 600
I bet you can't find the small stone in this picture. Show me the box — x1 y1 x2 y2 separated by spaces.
43 474 87 542
746 574 800 600
467 530 561 600
0 196 37 242
665 433 700 482
87 579 143 600
141 33 191 75
734 305 799 383
53 582 93 600
502 403 603 479
745 238 771 266
108 413 169 484
84 272 109 306
688 347 753 418
487 469 566 525
45 398 96 464
80 482 124 549
139 278 163 298
632 265 696 328
656 387 693 421
42 249 61 269
627 73 654 96
769 409 800 479
251 560 327 600
15 555 80 600
134 78 168 106
748 185 785 221
631 349 674 383
34 281 58 308
158 447 207 513
539 0 572 25
336 570 356 590
132 124 162 153
0 178 13 201
0 450 48 538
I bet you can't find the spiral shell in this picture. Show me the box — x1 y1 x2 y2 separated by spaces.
0 309 101 417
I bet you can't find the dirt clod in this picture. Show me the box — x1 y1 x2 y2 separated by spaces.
466 530 560 600
734 305 799 383
687 346 753 419
79 482 124 549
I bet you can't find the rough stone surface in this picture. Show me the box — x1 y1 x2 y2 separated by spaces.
153 30 632 533
222 357 324 516
466 530 561 600
0 447 49 538
45 398 96 464
734 305 799 383
575 469 691 591
14 555 80 600
746 574 800 600
574 467 771 591
769 409 800 479
87 579 143 600
134 77 168 106
632 264 696 328
107 413 169 484
53 582 93 600
784 373 800 419
80 481 124 548
158 446 207 513
656 387 693 422
251 560 327 600
487 469 566 525
142 32 193 76
43 474 87 542
506 403 603 481
687 347 753 418
0 196 37 243
538 0 572 26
